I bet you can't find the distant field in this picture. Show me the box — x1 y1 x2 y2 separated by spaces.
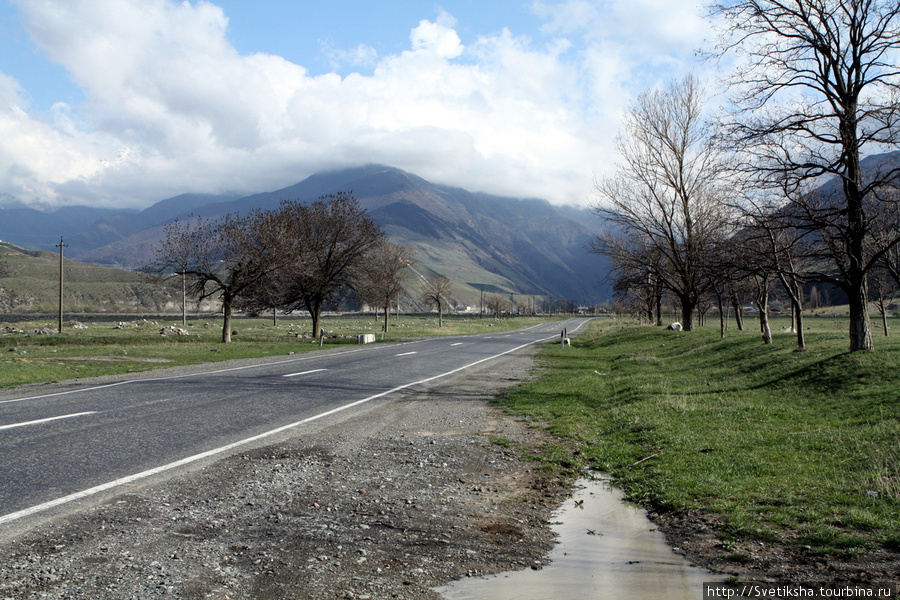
0 314 567 388
500 315 900 557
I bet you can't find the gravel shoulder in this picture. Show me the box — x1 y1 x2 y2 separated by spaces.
0 348 572 600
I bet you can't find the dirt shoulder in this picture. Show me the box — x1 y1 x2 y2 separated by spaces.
654 509 900 588
0 350 572 600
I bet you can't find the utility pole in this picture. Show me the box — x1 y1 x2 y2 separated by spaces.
57 237 67 334
181 271 188 327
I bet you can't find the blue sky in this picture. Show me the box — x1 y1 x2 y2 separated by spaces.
0 0 710 210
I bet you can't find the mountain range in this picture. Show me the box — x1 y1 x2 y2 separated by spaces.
0 166 610 307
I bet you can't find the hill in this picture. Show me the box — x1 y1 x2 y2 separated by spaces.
0 242 179 314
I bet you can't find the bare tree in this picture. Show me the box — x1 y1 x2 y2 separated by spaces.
149 211 278 343
754 270 775 344
711 0 900 351
707 237 748 338
145 220 197 327
728 281 753 331
870 193 900 286
420 274 452 327
233 267 285 326
591 230 666 326
592 74 731 331
355 241 414 338
870 266 897 335
484 293 507 319
274 193 384 341
719 225 780 343
734 196 813 350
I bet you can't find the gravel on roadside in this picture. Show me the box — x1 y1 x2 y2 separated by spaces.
0 349 573 600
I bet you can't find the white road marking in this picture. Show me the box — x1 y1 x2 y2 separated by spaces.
395 351 418 356
450 342 464 346
282 369 327 378
0 412 96 431
0 331 561 527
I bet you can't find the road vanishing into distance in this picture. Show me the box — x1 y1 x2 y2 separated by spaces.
0 318 592 536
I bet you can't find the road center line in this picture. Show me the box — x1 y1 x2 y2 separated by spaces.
450 343 464 346
282 369 327 378
0 331 562 527
0 412 97 431
395 351 417 356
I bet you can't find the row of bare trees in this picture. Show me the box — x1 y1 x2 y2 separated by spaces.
591 0 900 352
147 193 414 343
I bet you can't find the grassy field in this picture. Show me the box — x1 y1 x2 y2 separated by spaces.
0 313 564 388
499 315 900 557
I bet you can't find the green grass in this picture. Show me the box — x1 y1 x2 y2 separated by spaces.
0 314 565 388
500 316 900 557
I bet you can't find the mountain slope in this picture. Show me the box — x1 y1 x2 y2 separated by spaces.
0 206 121 251
65 192 242 257
5 166 611 305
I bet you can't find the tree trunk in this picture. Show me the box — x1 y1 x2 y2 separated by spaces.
679 295 696 331
793 298 806 351
847 279 874 351
382 300 390 340
438 300 443 328
790 302 796 334
717 292 726 339
760 304 772 344
731 296 745 331
310 301 324 344
875 285 889 337
843 126 875 352
756 283 772 344
222 296 233 343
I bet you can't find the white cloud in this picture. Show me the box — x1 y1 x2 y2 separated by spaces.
0 71 122 207
533 0 707 51
410 17 464 58
1 0 709 210
324 43 379 71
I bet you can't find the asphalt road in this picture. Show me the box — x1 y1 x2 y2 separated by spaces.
0 318 591 532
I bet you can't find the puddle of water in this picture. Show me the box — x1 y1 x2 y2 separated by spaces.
436 478 718 600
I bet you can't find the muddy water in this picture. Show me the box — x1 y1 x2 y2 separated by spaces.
436 478 718 599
